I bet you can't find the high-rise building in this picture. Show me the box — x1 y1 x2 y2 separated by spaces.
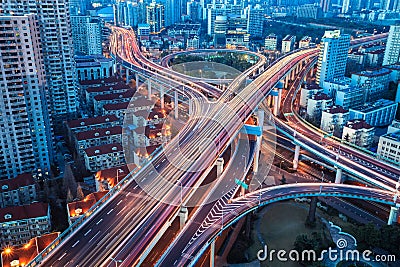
71 14 103 55
0 15 53 178
380 0 400 11
207 3 227 35
1 0 78 120
146 1 165 33
113 0 146 27
383 25 400 66
316 30 350 88
247 5 264 37
320 0 331 12
70 0 90 15
165 0 182 26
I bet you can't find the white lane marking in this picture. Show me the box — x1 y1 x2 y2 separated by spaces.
107 209 114 215
84 229 92 236
117 206 126 215
89 231 100 243
156 164 160 168
174 147 178 151
117 199 123 206
149 171 154 175
72 240 80 248
161 158 166 163
58 252 67 261
133 185 138 189
127 192 131 197
96 218 103 225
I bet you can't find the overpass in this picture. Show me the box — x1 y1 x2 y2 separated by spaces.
26 28 395 267
164 183 399 266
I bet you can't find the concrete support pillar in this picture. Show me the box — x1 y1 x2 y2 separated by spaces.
273 94 279 116
257 109 265 128
388 206 399 225
119 64 123 76
241 185 245 196
160 86 165 109
210 239 216 267
290 69 295 81
148 80 152 99
293 145 300 170
335 168 343 184
179 206 188 230
135 73 139 88
285 75 289 87
125 69 130 84
174 90 179 120
216 158 224 177
253 135 261 174
278 88 282 109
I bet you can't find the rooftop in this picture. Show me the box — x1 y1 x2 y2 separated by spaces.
310 92 331 101
350 99 397 113
79 76 120 86
76 126 122 141
282 35 295 41
353 68 391 77
1 233 60 267
324 105 348 114
135 145 160 157
381 130 400 142
84 143 123 157
68 191 109 218
93 89 135 102
86 82 130 93
0 202 48 223
345 119 374 130
385 63 400 70
94 164 137 187
133 108 168 120
0 173 35 192
67 115 119 129
134 123 166 137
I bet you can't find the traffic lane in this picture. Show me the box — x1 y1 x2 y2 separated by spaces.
46 181 144 266
159 141 251 266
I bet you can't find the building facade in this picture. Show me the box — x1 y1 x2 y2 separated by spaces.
0 15 53 178
0 173 37 208
349 99 398 127
71 14 103 55
320 106 349 137
2 0 78 118
0 202 50 247
316 30 350 88
342 119 375 148
281 35 296 54
383 24 400 66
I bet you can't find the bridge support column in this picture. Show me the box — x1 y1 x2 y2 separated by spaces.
273 93 279 116
174 90 179 119
253 109 264 174
293 145 300 170
216 158 224 177
135 73 139 88
285 75 289 88
125 69 130 84
179 206 188 230
334 168 343 184
148 80 152 99
210 239 216 267
119 64 123 77
290 69 295 81
388 206 399 225
160 86 165 109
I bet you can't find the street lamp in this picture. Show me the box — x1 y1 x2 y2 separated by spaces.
111 257 123 267
1 247 12 267
279 160 284 174
116 168 124 184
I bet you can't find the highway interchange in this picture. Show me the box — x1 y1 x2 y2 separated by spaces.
27 27 397 267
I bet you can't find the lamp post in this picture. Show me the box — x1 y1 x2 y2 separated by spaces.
279 160 284 174
111 257 123 267
116 168 124 184
1 248 12 267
